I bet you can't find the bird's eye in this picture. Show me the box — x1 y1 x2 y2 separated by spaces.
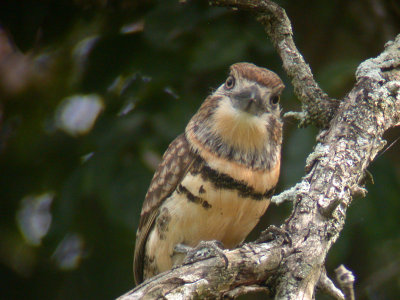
270 95 280 105
225 76 235 90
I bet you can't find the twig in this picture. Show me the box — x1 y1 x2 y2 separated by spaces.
318 268 345 300
335 265 355 300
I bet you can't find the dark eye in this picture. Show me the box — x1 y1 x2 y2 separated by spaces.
270 95 280 105
225 75 235 90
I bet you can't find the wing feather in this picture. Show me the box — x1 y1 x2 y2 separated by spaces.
133 133 195 284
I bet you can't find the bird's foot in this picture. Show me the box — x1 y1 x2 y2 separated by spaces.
175 240 229 268
256 225 292 246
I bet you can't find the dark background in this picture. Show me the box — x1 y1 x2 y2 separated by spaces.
1 1 399 299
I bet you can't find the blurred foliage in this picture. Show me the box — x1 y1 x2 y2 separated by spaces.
0 0 399 299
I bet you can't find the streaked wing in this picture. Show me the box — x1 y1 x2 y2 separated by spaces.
133 133 195 284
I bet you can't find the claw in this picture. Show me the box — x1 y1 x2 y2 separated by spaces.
256 225 292 247
174 243 193 254
175 240 229 268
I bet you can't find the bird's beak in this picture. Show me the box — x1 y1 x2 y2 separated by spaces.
231 86 263 115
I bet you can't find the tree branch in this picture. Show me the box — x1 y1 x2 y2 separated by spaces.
271 34 400 299
117 243 284 299
318 268 345 300
209 0 339 127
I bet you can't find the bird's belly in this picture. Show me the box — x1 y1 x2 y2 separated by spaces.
176 173 269 247
145 172 269 274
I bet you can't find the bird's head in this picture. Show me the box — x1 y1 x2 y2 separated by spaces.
187 62 284 169
214 62 284 119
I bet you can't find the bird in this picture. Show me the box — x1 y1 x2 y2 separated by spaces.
134 62 284 284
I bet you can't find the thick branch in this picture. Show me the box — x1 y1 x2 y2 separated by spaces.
117 243 283 299
209 0 339 127
273 33 400 299
118 33 400 300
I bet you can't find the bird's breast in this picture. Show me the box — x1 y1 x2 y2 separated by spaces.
168 169 271 249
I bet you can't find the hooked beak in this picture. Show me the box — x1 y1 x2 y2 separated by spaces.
231 86 263 115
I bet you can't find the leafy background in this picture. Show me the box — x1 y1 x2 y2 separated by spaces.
1 0 399 299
